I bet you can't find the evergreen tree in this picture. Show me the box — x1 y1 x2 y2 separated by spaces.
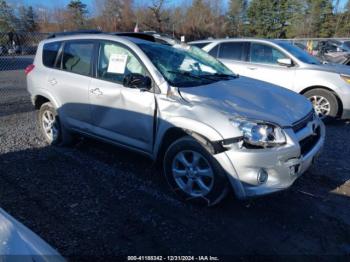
307 0 334 37
67 0 88 29
227 0 248 37
0 0 17 32
26 6 37 32
18 6 37 32
247 0 293 38
286 0 308 38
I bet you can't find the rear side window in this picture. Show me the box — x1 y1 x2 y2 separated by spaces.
218 42 245 60
42 42 61 68
62 41 94 76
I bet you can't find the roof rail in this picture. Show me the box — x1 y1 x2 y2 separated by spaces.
47 30 103 39
113 32 157 42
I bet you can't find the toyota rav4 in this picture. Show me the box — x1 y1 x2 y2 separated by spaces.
26 34 325 206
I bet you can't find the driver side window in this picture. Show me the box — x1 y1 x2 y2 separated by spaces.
97 42 147 84
250 43 287 65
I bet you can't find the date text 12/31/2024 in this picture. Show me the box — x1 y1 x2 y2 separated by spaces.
127 256 220 261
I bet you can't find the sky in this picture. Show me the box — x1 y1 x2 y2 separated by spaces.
8 0 349 12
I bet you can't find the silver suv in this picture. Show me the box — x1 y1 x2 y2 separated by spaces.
26 34 325 206
190 38 350 120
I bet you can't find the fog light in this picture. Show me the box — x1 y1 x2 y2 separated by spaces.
289 164 300 176
257 168 268 184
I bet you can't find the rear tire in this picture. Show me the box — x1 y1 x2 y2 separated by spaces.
38 102 74 146
304 88 339 121
163 136 229 206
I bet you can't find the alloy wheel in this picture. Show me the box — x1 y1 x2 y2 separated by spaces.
42 110 58 142
309 95 331 118
171 150 214 197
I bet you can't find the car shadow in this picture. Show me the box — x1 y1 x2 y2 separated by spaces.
0 143 349 256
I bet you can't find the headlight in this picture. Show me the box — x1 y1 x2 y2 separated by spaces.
231 119 286 148
340 74 350 84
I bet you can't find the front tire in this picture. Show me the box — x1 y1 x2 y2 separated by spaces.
163 136 229 206
304 88 339 121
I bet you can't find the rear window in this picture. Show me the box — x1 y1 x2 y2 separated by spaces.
62 41 94 76
42 42 61 68
218 42 245 60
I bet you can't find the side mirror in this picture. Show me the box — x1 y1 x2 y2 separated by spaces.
123 73 152 91
277 58 293 67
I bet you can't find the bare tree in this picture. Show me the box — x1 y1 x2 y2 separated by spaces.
147 0 169 32
94 0 134 32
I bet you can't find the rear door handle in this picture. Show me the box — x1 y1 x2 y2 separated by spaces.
90 88 103 96
247 67 257 70
48 78 57 85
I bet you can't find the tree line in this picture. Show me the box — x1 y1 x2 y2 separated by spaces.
1 0 350 40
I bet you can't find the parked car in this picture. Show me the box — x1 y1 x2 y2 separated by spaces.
314 39 350 65
189 38 350 120
26 33 325 206
320 50 350 66
0 208 64 260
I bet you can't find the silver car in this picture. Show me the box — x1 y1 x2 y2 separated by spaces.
189 38 350 120
0 208 64 260
26 34 325 206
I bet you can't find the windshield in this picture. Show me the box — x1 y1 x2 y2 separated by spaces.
138 42 236 87
277 42 321 65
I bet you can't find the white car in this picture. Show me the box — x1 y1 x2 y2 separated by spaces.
189 38 350 120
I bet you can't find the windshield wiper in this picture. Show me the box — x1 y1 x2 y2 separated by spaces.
201 73 238 79
167 70 204 79
167 71 237 82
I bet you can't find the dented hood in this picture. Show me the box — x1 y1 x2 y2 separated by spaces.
178 77 313 127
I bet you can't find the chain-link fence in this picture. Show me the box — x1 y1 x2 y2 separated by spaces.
0 32 49 116
0 32 49 71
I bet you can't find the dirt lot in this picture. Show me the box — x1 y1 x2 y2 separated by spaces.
0 69 349 258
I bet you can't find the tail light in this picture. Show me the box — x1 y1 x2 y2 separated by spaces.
25 64 35 75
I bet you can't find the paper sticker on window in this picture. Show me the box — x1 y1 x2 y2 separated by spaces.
107 54 128 74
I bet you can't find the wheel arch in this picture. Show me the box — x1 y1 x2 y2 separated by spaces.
155 123 225 163
33 95 50 109
32 91 59 110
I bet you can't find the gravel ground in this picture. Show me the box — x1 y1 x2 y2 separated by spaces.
0 70 350 258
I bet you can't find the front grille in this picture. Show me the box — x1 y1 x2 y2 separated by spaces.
292 111 314 133
299 127 321 156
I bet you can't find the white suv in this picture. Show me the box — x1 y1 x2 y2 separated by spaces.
190 38 350 120
26 33 325 206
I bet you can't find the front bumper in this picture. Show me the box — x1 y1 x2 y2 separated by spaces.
214 118 325 199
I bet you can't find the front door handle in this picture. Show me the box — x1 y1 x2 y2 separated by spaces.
247 67 257 70
90 88 103 96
